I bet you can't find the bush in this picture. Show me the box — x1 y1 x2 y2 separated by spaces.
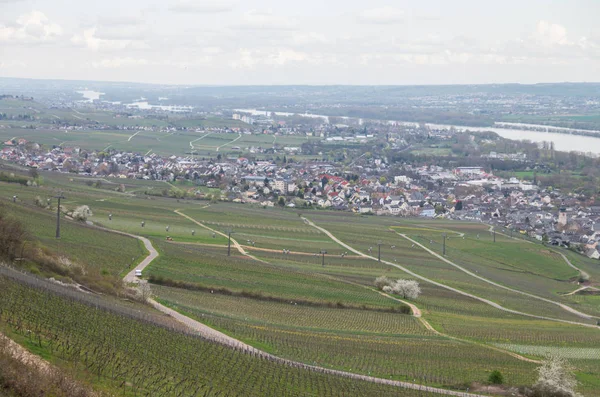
0 206 28 260
72 205 93 222
488 370 504 385
34 196 46 208
374 276 393 290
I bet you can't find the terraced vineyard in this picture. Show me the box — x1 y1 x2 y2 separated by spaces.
2 174 600 396
153 285 539 388
0 272 443 397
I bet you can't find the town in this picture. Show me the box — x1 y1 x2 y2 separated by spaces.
4 120 600 262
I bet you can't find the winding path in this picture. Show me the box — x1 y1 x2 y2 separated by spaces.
563 286 599 296
302 218 598 329
484 225 588 283
119 225 488 396
556 251 590 281
397 232 595 321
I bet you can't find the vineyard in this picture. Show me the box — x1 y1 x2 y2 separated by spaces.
2 173 600 396
0 270 449 397
153 285 539 388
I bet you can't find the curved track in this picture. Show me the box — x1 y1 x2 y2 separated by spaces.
303 218 598 329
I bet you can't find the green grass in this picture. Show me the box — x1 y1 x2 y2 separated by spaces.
1 197 146 277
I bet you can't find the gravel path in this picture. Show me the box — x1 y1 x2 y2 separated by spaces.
174 209 268 263
302 218 599 329
116 223 487 396
397 232 595 321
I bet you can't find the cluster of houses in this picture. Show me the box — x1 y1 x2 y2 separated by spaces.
3 137 600 260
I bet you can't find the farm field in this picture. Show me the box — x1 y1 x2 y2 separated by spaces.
2 172 600 395
0 123 318 159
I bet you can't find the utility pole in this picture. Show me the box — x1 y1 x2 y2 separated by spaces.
320 249 327 267
53 193 65 239
443 233 447 256
226 229 234 256
377 240 383 262
493 228 496 243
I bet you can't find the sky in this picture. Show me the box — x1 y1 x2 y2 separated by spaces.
0 0 599 85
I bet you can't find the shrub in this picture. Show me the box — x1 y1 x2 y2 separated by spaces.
0 206 28 260
72 205 93 222
488 370 504 385
34 196 46 208
374 276 393 289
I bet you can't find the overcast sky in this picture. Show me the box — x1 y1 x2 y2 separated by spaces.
0 0 599 85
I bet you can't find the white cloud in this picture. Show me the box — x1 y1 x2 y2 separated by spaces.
202 46 223 54
169 1 232 14
0 10 62 43
292 32 328 45
534 20 569 46
0 60 27 69
266 49 309 65
97 16 143 27
91 57 149 68
93 25 150 40
358 7 405 24
231 48 312 69
235 10 297 31
71 28 149 51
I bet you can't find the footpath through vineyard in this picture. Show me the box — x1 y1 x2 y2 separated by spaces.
302 218 599 329
119 228 489 396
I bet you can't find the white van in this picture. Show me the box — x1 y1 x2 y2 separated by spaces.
135 269 142 277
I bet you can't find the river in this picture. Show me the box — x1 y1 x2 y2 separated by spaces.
235 108 600 155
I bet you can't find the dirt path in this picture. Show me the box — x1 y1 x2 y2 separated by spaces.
563 285 600 296
147 302 488 396
123 233 160 284
189 132 214 150
397 232 595 321
556 251 590 281
303 218 598 329
127 131 141 142
216 133 242 152
173 209 268 263
114 225 487 395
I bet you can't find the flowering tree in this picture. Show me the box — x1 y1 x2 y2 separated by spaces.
375 277 421 299
533 356 580 397
72 205 93 222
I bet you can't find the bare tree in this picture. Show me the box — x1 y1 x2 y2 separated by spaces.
138 282 152 302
